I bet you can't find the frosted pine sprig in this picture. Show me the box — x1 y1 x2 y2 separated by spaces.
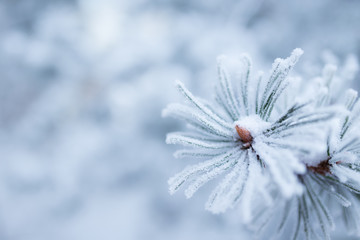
301 66 360 238
250 59 360 240
163 49 336 221
296 63 360 240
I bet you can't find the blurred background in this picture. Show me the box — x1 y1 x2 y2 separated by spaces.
0 0 359 239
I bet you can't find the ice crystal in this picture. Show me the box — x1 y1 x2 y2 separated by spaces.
163 49 339 223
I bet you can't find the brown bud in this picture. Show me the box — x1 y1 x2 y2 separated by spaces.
235 125 253 143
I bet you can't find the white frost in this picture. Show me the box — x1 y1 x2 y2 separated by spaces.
233 115 270 139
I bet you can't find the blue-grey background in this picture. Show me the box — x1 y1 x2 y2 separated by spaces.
0 0 359 239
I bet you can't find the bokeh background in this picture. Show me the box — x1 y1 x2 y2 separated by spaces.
0 0 360 239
